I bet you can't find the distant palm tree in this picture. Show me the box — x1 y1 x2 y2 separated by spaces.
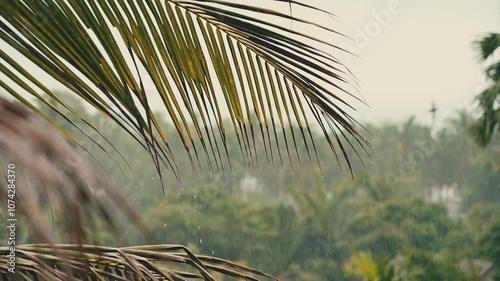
0 0 367 279
470 33 500 147
344 251 401 281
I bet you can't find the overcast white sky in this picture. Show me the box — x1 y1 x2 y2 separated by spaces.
1 1 498 129
321 0 500 127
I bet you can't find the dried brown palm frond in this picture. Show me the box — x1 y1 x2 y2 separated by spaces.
0 244 276 280
0 95 143 244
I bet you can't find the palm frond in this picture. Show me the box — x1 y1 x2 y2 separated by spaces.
0 2 367 279
0 244 276 280
0 0 368 179
469 107 499 147
470 33 500 147
474 33 500 61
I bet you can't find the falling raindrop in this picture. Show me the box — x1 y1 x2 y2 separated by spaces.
199 239 203 244
197 226 200 230
211 250 215 255
194 195 197 199
164 223 166 227
152 177 155 180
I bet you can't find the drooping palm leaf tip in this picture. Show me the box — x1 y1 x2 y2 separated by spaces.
470 33 500 146
0 0 369 180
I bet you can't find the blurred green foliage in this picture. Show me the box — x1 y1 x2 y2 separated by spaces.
1 96 499 280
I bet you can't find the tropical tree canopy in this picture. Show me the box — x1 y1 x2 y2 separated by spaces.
470 33 500 146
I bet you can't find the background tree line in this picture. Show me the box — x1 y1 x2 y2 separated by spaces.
4 93 497 281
